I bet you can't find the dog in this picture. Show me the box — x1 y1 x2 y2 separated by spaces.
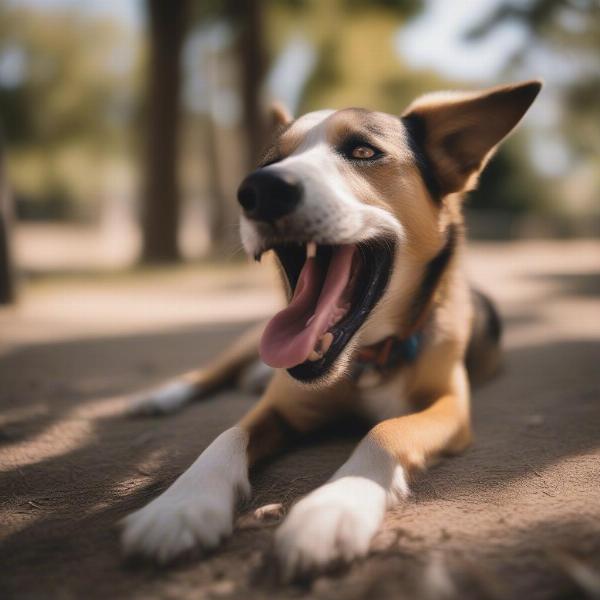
121 80 541 578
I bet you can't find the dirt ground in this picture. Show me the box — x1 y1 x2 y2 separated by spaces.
0 240 599 600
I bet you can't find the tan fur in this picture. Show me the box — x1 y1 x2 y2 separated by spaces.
240 370 357 465
177 81 540 528
402 81 542 194
269 101 293 128
236 82 539 472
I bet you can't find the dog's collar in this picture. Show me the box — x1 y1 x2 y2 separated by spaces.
350 332 424 388
349 224 457 388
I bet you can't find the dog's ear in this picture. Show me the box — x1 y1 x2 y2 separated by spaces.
269 101 293 130
402 80 542 196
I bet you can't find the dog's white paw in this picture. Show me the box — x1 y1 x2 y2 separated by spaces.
275 438 409 580
127 381 196 416
274 476 387 579
121 427 250 563
122 484 235 562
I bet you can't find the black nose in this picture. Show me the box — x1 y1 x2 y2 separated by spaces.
237 169 302 222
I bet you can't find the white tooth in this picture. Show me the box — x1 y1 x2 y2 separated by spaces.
320 332 334 353
306 241 317 259
308 349 322 361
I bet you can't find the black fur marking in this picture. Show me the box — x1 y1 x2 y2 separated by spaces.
401 113 442 202
472 288 502 344
465 287 503 384
408 223 457 330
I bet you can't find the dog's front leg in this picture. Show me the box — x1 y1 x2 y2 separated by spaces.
127 323 266 416
121 371 348 563
275 363 471 580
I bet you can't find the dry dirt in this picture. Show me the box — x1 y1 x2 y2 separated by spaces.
0 240 599 600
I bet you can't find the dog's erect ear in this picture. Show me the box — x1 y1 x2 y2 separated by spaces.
402 80 542 196
269 101 293 130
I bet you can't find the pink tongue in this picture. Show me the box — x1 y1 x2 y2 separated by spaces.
260 245 355 369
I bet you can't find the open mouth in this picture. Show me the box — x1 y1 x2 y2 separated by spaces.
259 238 394 382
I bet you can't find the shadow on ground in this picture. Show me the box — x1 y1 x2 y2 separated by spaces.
0 310 599 599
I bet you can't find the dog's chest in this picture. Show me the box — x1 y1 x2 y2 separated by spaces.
356 371 412 423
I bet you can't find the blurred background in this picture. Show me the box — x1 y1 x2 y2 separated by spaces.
0 0 598 301
1 4 599 597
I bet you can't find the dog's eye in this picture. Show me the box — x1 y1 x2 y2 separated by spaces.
351 146 376 159
338 137 383 162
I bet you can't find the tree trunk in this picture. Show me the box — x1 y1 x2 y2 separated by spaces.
204 114 229 252
229 0 268 171
141 0 188 263
0 136 16 304
203 48 230 255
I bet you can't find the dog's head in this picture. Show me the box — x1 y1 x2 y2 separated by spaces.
238 81 541 385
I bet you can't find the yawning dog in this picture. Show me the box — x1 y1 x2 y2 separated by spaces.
121 80 541 578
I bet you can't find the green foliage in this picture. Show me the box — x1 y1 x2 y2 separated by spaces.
468 137 550 215
298 38 342 112
0 6 139 150
467 0 600 159
564 77 600 157
344 0 421 16
0 4 142 220
465 0 600 219
3 0 582 230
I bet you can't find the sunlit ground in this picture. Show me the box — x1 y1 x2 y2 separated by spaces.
1 237 599 598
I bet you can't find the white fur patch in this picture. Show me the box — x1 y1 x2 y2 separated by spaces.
127 380 196 416
121 426 250 563
239 109 403 258
275 436 408 578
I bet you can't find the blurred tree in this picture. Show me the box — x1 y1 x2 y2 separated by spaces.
171 0 269 258
228 0 268 170
265 0 424 113
0 135 15 304
467 0 600 158
0 4 138 220
196 0 426 168
141 0 189 263
467 138 547 214
465 0 600 224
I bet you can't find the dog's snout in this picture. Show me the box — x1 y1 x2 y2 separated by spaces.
237 170 302 222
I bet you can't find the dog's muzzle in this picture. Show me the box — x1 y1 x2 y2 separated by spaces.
236 164 398 384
